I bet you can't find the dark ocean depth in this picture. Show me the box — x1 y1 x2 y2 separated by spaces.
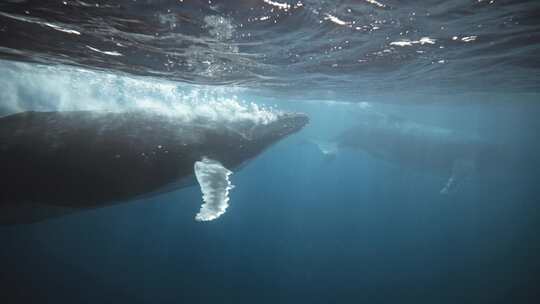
1 1 540 303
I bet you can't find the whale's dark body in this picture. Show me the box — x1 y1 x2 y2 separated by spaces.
337 115 486 172
333 111 513 193
0 110 308 224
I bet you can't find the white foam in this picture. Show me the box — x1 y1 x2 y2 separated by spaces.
204 15 235 41
390 37 436 47
263 0 291 10
0 12 81 35
461 36 478 42
0 60 280 128
324 14 350 26
44 23 81 35
86 45 123 56
390 40 414 47
365 0 386 8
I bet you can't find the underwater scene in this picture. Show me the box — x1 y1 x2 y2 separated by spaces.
1 0 539 303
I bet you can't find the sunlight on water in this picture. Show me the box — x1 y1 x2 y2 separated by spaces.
0 0 536 96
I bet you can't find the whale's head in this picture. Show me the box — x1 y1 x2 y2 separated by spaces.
251 112 309 144
209 112 308 167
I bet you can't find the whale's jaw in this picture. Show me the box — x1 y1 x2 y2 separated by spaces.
252 112 309 141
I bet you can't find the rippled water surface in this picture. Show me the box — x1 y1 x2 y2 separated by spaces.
1 0 539 98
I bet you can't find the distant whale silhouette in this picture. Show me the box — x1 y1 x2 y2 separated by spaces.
315 110 509 194
0 110 308 224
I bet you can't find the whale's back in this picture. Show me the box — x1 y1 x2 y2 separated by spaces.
0 111 204 209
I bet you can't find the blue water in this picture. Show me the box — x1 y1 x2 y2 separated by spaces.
2 94 539 303
1 0 540 303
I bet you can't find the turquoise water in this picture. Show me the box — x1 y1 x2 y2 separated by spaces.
1 1 540 303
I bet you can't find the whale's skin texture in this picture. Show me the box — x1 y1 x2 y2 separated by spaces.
0 111 308 223
334 112 509 192
338 117 478 172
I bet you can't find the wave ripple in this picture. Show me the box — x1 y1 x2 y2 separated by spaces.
0 0 538 99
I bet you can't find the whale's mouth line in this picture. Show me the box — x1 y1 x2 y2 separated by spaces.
276 112 310 135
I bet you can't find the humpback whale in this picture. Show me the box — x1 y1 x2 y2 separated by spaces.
0 110 308 224
317 110 506 194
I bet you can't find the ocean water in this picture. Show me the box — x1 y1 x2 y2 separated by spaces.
1 1 540 303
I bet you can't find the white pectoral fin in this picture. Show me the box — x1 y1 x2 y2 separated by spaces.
440 176 455 195
315 140 338 156
312 140 338 163
194 157 234 222
440 158 475 195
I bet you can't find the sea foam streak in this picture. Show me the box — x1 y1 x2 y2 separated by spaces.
0 60 280 129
